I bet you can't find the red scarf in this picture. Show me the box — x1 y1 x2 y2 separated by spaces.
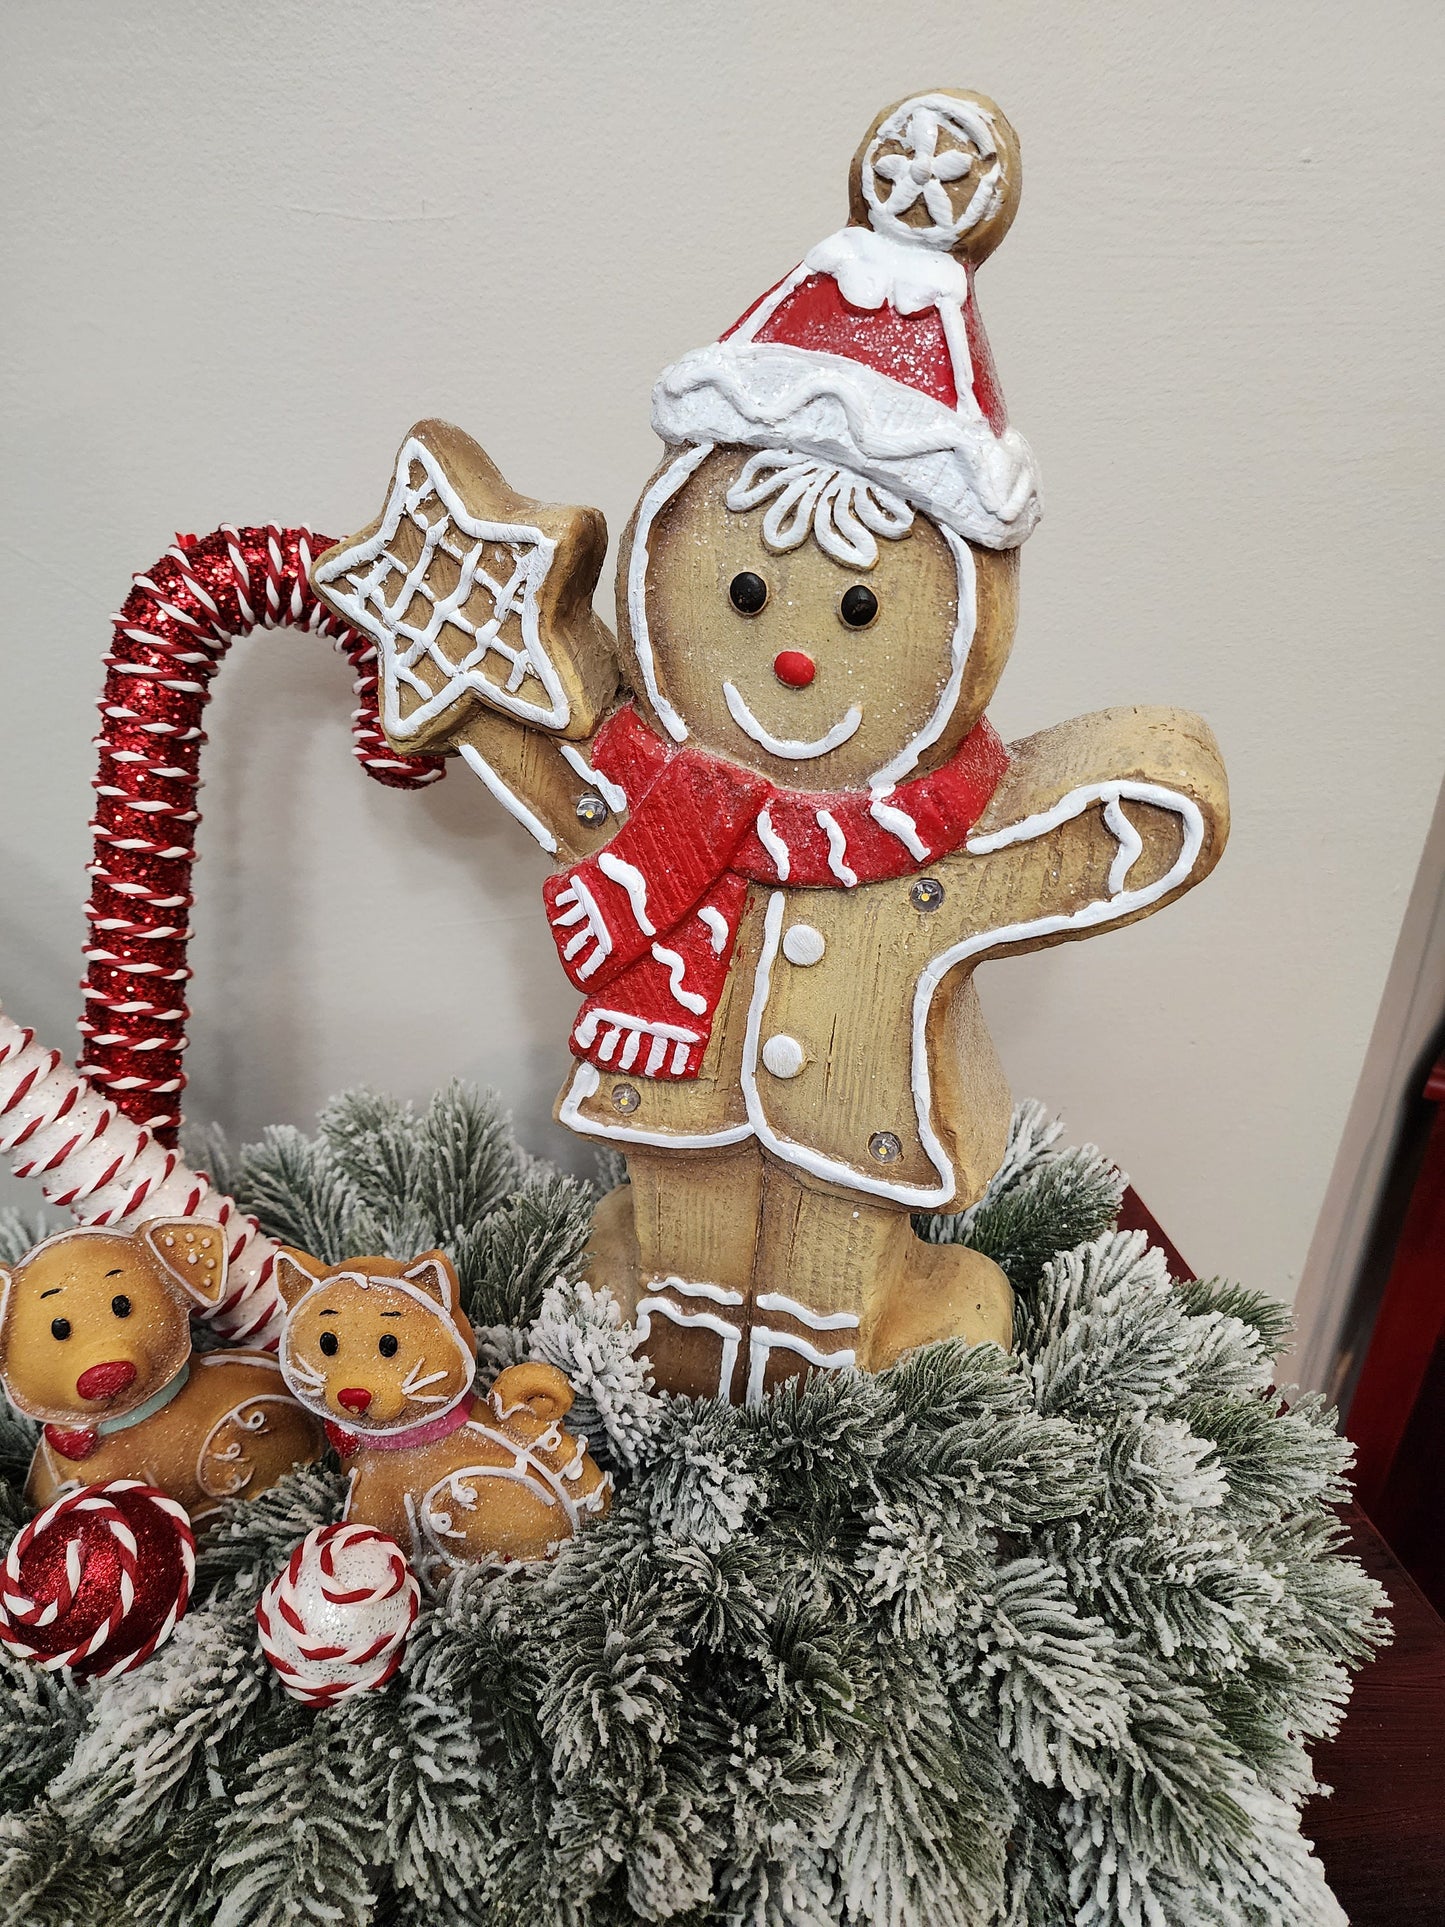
543 705 1008 1081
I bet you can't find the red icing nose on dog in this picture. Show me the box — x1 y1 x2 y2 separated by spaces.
773 650 816 688
75 1360 137 1401
337 1387 373 1414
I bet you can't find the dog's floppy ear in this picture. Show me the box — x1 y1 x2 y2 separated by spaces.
140 1218 229 1309
274 1247 324 1311
402 1250 461 1317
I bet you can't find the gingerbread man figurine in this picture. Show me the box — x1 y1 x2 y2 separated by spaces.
312 89 1228 1404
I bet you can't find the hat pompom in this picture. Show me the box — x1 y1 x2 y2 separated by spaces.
851 90 1022 262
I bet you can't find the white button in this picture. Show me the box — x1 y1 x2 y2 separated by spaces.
761 1033 807 1079
781 923 825 966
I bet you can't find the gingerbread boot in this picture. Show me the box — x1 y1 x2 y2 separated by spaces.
586 1144 1011 1402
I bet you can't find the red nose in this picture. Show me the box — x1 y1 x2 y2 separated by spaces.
337 1387 373 1414
75 1360 137 1401
773 650 816 688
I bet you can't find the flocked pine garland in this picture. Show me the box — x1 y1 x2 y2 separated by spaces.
0 1089 1387 1927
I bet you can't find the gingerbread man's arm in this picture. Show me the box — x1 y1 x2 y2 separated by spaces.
440 704 628 864
934 705 1229 960
310 418 625 864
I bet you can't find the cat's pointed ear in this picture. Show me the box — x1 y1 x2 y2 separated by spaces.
402 1250 461 1317
274 1247 323 1310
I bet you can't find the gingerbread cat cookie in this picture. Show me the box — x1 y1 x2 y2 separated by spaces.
274 1247 611 1575
311 89 1228 1405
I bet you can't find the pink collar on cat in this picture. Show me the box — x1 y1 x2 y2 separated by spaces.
325 1392 475 1458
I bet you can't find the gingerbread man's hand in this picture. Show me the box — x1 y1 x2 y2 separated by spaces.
937 705 1229 958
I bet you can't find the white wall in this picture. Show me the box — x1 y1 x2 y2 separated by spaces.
2 2 1442 1328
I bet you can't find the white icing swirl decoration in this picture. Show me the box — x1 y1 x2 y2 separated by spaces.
724 451 914 569
862 94 1006 249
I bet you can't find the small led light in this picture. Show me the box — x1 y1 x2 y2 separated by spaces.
611 1083 641 1114
576 792 610 827
910 877 945 911
868 1131 903 1164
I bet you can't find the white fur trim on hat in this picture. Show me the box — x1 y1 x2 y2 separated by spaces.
651 337 1040 551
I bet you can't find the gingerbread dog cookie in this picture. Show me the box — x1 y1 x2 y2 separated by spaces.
0 1221 325 1517
310 89 1229 1405
275 1247 611 1574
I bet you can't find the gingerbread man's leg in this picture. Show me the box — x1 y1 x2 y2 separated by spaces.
591 1148 1011 1401
586 1140 766 1401
750 1159 1013 1393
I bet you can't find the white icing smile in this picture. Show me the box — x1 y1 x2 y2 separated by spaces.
721 681 863 760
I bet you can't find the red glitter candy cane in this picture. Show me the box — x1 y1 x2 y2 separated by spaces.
80 526 445 1145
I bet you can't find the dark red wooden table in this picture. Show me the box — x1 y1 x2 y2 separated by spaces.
1119 1190 1445 1924
1304 1507 1445 1925
1345 1048 1445 1612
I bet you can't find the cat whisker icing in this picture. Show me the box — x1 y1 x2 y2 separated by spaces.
286 1357 326 1393
401 1360 451 1401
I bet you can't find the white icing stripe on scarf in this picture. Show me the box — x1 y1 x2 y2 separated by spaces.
815 810 858 887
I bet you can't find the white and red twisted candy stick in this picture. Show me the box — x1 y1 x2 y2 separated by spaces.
1 523 446 1343
0 1479 194 1677
256 1523 419 1706
0 1006 284 1345
81 524 445 1145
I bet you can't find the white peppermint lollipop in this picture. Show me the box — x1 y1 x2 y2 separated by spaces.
256 1524 419 1706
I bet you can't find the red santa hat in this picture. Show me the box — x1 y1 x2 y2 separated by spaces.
652 90 1040 552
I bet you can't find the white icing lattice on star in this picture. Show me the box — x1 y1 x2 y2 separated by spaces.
314 438 571 736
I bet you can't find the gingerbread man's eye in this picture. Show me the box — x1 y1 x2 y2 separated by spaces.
839 585 879 629
378 1333 399 1359
111 1294 132 1318
318 1330 339 1357
50 1317 71 1341
728 571 768 616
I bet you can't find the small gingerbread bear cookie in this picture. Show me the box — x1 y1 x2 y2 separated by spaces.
0 1221 325 1517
